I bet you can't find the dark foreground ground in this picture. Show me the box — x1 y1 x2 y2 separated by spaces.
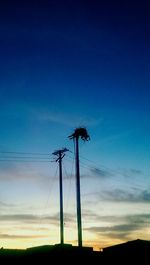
0 239 149 264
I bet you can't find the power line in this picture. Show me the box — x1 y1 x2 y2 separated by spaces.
66 155 89 168
67 153 126 177
63 158 75 212
78 154 148 180
0 160 51 163
0 156 51 159
66 155 93 170
65 155 147 189
0 150 147 187
0 150 147 179
36 165 59 235
0 151 51 155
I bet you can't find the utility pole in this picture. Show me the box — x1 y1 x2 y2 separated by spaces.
52 148 69 245
75 135 82 247
69 128 90 247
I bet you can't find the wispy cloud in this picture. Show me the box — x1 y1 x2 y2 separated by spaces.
0 212 75 225
0 212 76 241
83 165 144 185
82 210 150 224
100 188 150 203
129 169 142 175
97 130 133 145
90 167 112 179
0 233 45 239
85 160 143 181
37 110 103 127
86 223 140 233
0 162 33 181
119 168 143 178
0 162 50 182
0 214 47 223
0 201 15 208
85 213 150 240
82 209 100 222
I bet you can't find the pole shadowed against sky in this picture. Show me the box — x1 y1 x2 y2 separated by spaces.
0 0 150 249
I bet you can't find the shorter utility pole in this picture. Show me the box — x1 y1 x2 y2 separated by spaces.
52 148 68 245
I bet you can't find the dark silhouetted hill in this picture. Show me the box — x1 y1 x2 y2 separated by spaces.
0 239 149 263
103 239 150 262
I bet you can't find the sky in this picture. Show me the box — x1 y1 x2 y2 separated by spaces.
0 0 150 250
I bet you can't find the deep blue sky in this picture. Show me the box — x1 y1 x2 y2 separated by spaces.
0 0 150 249
0 0 150 108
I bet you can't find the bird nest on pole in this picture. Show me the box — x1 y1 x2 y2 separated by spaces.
68 127 90 141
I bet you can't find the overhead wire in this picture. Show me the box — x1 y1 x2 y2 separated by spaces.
62 156 75 228
0 151 50 155
0 148 108 171
35 164 59 235
0 149 147 188
0 151 53 163
0 160 51 163
0 156 50 159
0 149 147 178
65 154 147 189
68 152 125 176
67 152 141 179
63 157 75 203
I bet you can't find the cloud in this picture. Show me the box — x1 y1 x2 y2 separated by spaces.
126 213 150 224
84 164 143 181
86 223 140 233
0 212 76 241
0 233 45 239
0 162 34 181
82 210 150 225
0 214 58 226
85 224 137 241
85 213 150 241
81 167 113 180
0 162 51 183
0 212 75 225
100 188 150 203
129 169 142 175
0 214 44 222
97 130 133 145
120 168 143 178
82 209 100 222
90 167 112 179
38 110 103 127
0 201 15 208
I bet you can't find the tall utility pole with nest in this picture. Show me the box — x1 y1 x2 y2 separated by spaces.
69 128 90 247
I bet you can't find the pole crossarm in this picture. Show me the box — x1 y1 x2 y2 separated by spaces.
52 148 69 157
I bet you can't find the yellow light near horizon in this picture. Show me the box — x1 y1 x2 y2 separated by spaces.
0 219 149 250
